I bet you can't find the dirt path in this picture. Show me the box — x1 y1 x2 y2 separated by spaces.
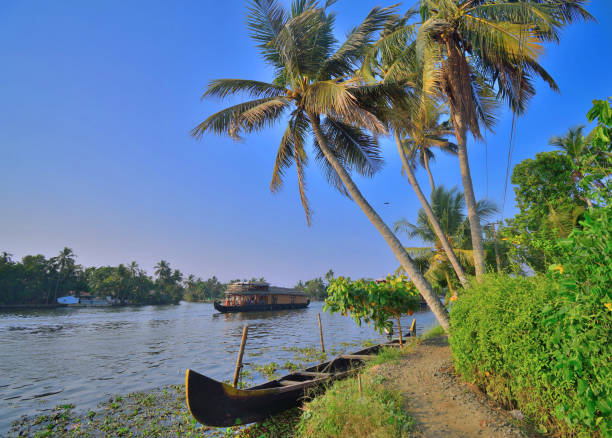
376 336 528 438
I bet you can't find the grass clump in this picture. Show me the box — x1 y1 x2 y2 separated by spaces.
421 324 445 340
295 372 412 438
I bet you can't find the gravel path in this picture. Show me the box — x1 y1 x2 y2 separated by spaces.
376 336 529 438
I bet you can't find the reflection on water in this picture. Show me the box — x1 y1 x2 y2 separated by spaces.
0 301 438 432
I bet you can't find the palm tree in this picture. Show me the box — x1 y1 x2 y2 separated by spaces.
549 125 593 209
410 0 593 280
402 101 457 194
192 0 451 330
154 260 171 284
394 186 497 292
358 23 469 287
50 247 76 302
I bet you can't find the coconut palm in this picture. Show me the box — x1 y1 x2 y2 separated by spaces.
549 125 593 209
382 0 593 280
192 0 452 329
358 21 470 287
394 186 498 292
154 260 172 284
402 102 457 194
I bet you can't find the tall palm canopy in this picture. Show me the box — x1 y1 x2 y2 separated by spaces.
401 101 457 193
193 0 453 330
376 0 593 279
192 0 400 225
549 125 588 163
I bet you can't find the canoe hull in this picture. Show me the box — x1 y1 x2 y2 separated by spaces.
213 301 309 313
185 370 315 426
185 340 402 427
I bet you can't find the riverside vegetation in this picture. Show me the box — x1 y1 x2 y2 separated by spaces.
0 248 334 306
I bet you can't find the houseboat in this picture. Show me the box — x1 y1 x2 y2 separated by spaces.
213 282 309 313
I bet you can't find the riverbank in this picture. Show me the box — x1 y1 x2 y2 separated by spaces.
0 304 67 310
7 332 532 437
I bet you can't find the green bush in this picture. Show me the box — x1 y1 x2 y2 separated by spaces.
450 241 611 438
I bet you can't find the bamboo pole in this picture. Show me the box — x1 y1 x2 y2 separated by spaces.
396 316 403 346
410 318 416 337
232 325 248 388
317 314 325 353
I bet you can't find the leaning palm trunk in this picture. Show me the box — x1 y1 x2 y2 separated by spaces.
423 153 436 194
395 132 469 287
453 118 486 279
309 113 450 331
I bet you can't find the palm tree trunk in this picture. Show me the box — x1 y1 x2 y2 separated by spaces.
423 152 436 194
452 116 487 280
308 113 450 331
395 133 469 287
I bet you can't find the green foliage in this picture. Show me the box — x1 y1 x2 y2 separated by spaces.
294 274 329 301
503 151 586 272
582 98 612 205
183 275 225 301
295 372 412 437
0 250 186 306
324 275 420 333
450 270 611 437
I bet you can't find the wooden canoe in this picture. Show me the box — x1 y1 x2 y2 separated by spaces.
185 340 402 427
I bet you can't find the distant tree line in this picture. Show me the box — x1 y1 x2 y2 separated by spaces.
293 269 334 301
0 247 341 306
0 248 185 306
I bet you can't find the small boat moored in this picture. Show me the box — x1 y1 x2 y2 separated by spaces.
185 340 402 427
213 281 309 313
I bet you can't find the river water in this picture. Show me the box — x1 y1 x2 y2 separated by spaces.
0 301 438 432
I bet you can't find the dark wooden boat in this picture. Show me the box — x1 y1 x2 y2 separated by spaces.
185 340 402 427
214 281 310 314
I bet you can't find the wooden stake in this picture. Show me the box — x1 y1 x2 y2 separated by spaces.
232 325 248 388
358 374 363 396
410 318 416 337
317 313 325 353
396 315 403 346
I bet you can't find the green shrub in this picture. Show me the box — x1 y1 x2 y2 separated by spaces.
450 255 611 437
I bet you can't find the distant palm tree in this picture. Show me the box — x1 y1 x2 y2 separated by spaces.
192 0 451 329
154 260 171 283
394 186 497 293
50 247 76 302
402 102 457 194
549 125 593 209
383 0 593 280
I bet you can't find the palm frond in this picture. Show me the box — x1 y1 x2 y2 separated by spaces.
322 117 383 176
320 4 397 79
247 0 287 68
192 97 287 140
202 79 286 100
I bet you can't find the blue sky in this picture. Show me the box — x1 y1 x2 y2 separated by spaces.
1 1 610 286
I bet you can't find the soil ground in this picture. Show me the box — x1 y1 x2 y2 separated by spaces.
376 335 529 437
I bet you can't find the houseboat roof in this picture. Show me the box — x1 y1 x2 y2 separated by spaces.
224 282 306 297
